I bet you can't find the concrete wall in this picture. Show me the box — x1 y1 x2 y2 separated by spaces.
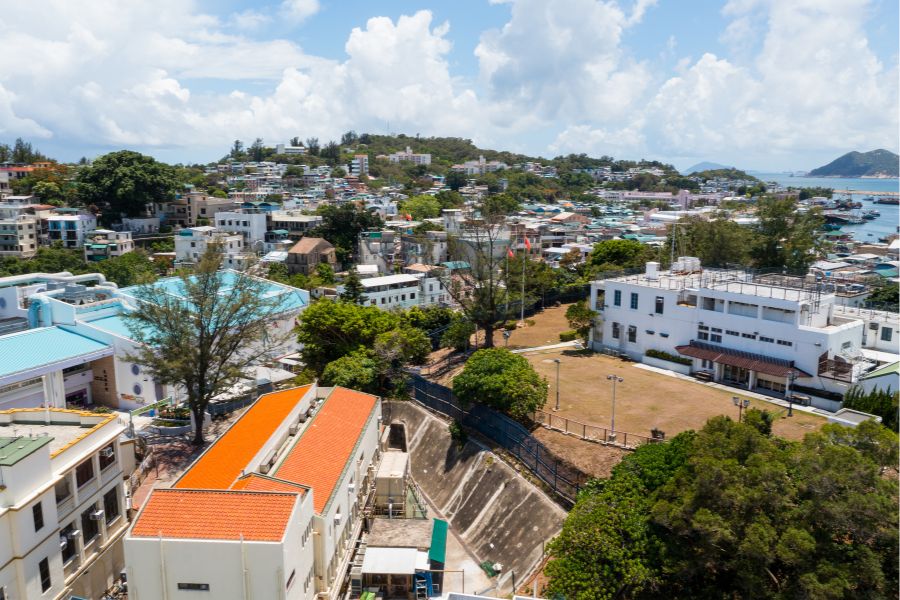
386 401 565 593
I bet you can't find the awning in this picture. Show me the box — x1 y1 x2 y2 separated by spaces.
361 547 430 575
429 519 448 564
675 341 810 378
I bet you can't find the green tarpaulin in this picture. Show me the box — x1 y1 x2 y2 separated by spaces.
429 518 447 564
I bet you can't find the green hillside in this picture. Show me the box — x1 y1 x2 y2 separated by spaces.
809 149 899 177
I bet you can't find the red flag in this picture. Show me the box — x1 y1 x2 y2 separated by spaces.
507 248 514 258
524 237 532 251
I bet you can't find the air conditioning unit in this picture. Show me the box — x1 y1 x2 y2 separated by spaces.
348 483 355 493
289 423 300 435
68 529 81 539
869 322 879 330
59 536 68 550
100 447 114 458
89 509 105 521
259 462 271 474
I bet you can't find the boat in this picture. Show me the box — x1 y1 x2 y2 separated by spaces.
874 197 899 205
863 196 875 202
861 210 879 220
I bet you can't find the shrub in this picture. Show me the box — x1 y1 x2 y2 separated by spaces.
503 320 518 331
448 420 468 448
559 330 578 342
645 349 692 366
453 348 548 419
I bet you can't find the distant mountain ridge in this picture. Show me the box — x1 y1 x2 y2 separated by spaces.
683 161 733 174
809 149 899 178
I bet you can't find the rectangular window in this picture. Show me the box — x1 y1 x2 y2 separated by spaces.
711 327 722 333
104 488 120 524
286 570 296 590
32 502 43 532
177 583 211 591
61 523 76 563
613 290 621 306
881 327 893 342
75 459 94 488
710 334 722 343
698 325 709 331
39 558 51 592
627 325 637 343
777 340 793 347
726 330 739 336
55 479 71 504
741 333 756 339
701 359 713 369
611 322 620 339
81 505 99 543
760 336 775 343
655 296 664 314
98 443 115 471
630 293 639 310
698 331 709 341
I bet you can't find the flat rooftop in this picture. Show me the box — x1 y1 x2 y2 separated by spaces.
368 518 433 549
0 409 117 459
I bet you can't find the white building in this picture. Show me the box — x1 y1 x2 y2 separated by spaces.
386 147 431 166
348 155 369 177
589 259 899 407
84 230 134 262
276 144 308 155
0 407 127 599
214 210 268 249
450 156 507 176
47 213 98 249
0 207 38 258
120 217 160 235
174 226 247 268
125 384 381 600
337 273 447 309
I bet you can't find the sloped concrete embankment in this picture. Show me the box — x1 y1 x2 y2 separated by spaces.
386 401 565 591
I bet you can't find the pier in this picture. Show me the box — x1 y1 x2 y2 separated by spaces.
833 189 899 197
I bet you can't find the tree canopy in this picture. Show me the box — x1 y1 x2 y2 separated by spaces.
77 150 179 218
452 348 547 419
309 203 383 264
399 194 441 220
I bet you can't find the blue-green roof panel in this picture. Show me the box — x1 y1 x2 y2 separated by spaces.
0 327 111 381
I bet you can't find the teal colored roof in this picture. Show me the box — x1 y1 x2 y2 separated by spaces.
440 261 470 270
85 315 140 339
0 437 52 466
429 518 447 563
0 327 111 381
863 362 900 379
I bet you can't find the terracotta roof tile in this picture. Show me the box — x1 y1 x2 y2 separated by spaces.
131 489 298 542
175 385 312 490
275 387 378 514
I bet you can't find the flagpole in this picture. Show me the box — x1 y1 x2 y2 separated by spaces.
520 234 526 325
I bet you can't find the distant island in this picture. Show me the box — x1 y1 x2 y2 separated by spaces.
809 149 899 178
683 161 733 174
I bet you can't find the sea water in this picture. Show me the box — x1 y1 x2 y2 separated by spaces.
755 173 899 241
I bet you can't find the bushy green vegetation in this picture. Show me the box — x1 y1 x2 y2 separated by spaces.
77 150 179 218
452 348 547 419
644 349 692 366
546 417 899 599
843 386 899 432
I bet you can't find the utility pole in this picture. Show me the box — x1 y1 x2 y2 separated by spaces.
732 396 750 422
786 370 797 417
606 375 623 441
553 359 561 411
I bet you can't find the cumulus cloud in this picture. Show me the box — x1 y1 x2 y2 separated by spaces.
280 0 320 24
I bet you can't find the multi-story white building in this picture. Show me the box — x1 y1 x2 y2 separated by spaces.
214 210 268 249
0 407 127 599
386 147 432 166
83 230 134 262
590 259 900 407
125 384 381 600
174 226 247 268
358 230 397 274
0 206 38 258
450 156 507 176
337 273 447 309
47 213 98 249
348 155 369 177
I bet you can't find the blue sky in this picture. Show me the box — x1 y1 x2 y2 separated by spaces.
0 0 897 171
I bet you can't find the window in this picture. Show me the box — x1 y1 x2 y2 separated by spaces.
710 334 722 343
701 359 714 369
726 330 739 336
760 336 775 343
611 322 620 339
655 296 664 315
698 331 709 341
286 570 296 590
55 479 71 504
39 558 51 592
177 583 210 591
627 325 637 343
81 505 99 543
32 502 43 532
881 327 893 342
630 293 639 310
104 488 120 524
777 339 793 347
410 293 416 299
60 522 76 563
99 444 115 471
741 333 756 339
613 290 621 306
75 459 94 488
711 327 722 333
698 325 709 331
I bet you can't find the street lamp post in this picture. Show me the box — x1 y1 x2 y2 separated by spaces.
786 370 797 417
553 359 561 411
732 396 750 422
606 374 623 441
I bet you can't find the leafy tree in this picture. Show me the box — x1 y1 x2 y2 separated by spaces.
340 267 366 304
816 419 899 473
565 300 596 338
452 348 547 419
842 386 899 431
315 262 335 285
441 316 475 352
310 203 383 264
320 349 380 394
402 305 454 335
248 138 265 162
742 407 775 436
665 216 754 268
866 280 899 308
331 166 347 178
305 137 320 156
320 141 341 163
435 190 465 209
124 247 288 444
94 250 159 287
587 239 656 272
77 150 179 218
445 170 468 191
751 196 824 272
400 194 441 220
340 131 359 146
481 193 520 215
230 140 244 159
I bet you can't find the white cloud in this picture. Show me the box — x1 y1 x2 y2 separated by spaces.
280 0 320 24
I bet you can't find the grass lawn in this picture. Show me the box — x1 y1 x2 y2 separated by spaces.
526 349 825 441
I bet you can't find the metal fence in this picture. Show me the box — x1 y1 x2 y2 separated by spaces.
531 410 659 448
407 374 587 504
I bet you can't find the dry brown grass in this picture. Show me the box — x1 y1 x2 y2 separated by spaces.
527 349 824 441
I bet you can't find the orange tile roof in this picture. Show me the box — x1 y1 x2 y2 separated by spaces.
231 473 309 494
174 385 312 490
275 387 378 514
131 489 298 542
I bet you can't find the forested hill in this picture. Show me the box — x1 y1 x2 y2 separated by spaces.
809 149 899 177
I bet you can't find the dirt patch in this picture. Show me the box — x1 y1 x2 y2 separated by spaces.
532 427 628 479
526 350 825 441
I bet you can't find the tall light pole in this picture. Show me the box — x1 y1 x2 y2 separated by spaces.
732 396 750 422
606 375 623 441
553 359 561 411
786 369 797 417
